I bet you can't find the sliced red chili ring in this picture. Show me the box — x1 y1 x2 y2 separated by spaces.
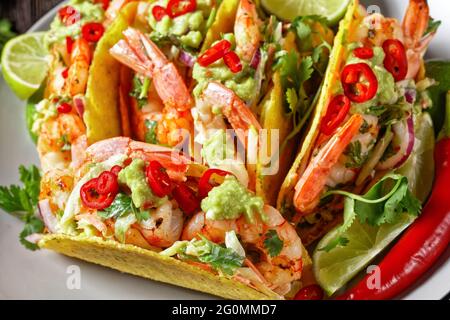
320 95 351 136
197 39 232 67
110 165 123 176
166 0 197 19
341 62 378 103
294 284 324 300
80 178 116 210
66 36 74 54
61 68 69 79
94 0 110 10
382 39 408 82
198 169 232 200
81 22 105 42
353 47 374 59
146 161 173 198
96 171 119 195
172 182 199 215
223 51 243 73
57 102 72 114
152 5 167 21
58 6 79 26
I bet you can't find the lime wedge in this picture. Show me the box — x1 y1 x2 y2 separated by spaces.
261 0 351 25
1 32 49 100
313 213 414 296
397 113 435 203
313 113 435 296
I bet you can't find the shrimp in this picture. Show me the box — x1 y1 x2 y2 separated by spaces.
104 0 134 26
135 201 184 248
37 112 86 172
110 28 194 146
293 114 364 214
66 38 92 97
234 0 262 63
182 205 303 294
39 168 75 212
362 0 433 80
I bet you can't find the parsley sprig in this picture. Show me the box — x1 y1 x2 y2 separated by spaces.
0 165 44 250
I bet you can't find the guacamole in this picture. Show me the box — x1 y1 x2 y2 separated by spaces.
343 44 399 112
45 0 105 47
201 175 264 223
118 159 166 208
148 0 214 49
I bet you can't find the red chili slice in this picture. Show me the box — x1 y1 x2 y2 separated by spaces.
166 0 197 19
81 22 105 42
146 161 173 198
66 36 74 54
61 68 69 79
382 39 408 82
80 178 116 210
94 0 110 10
341 63 378 103
110 165 123 176
320 95 351 135
198 169 232 200
294 284 324 300
57 102 72 114
152 5 167 21
354 47 374 59
58 6 79 26
172 182 199 215
96 171 119 195
223 51 243 73
197 39 232 67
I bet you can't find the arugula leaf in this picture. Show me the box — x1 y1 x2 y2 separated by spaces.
144 119 158 144
263 229 284 257
319 174 421 251
129 76 150 109
0 165 44 251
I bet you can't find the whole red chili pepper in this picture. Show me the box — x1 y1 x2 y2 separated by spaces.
197 40 232 67
81 22 105 42
198 168 232 200
320 95 351 135
337 94 450 300
354 47 374 59
341 63 378 103
166 0 197 19
382 39 408 82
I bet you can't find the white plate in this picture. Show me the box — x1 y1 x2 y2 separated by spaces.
0 0 449 300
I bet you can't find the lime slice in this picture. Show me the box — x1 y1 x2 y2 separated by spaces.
313 213 415 296
261 0 351 25
1 32 49 100
397 112 435 203
313 113 435 296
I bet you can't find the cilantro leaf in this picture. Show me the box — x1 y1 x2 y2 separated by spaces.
197 240 244 276
264 229 284 257
286 88 298 114
144 119 158 144
298 56 314 86
0 165 44 250
344 141 367 169
98 193 138 219
425 18 441 36
129 76 150 108
0 19 16 53
320 174 422 252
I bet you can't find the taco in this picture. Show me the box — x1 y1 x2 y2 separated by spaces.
37 136 311 299
277 0 437 246
26 0 141 172
90 0 333 206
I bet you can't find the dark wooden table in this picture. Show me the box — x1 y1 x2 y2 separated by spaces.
0 0 62 33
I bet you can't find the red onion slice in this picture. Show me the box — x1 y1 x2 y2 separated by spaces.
376 116 415 170
250 48 261 69
178 50 196 67
73 96 85 119
38 199 58 233
404 88 416 104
